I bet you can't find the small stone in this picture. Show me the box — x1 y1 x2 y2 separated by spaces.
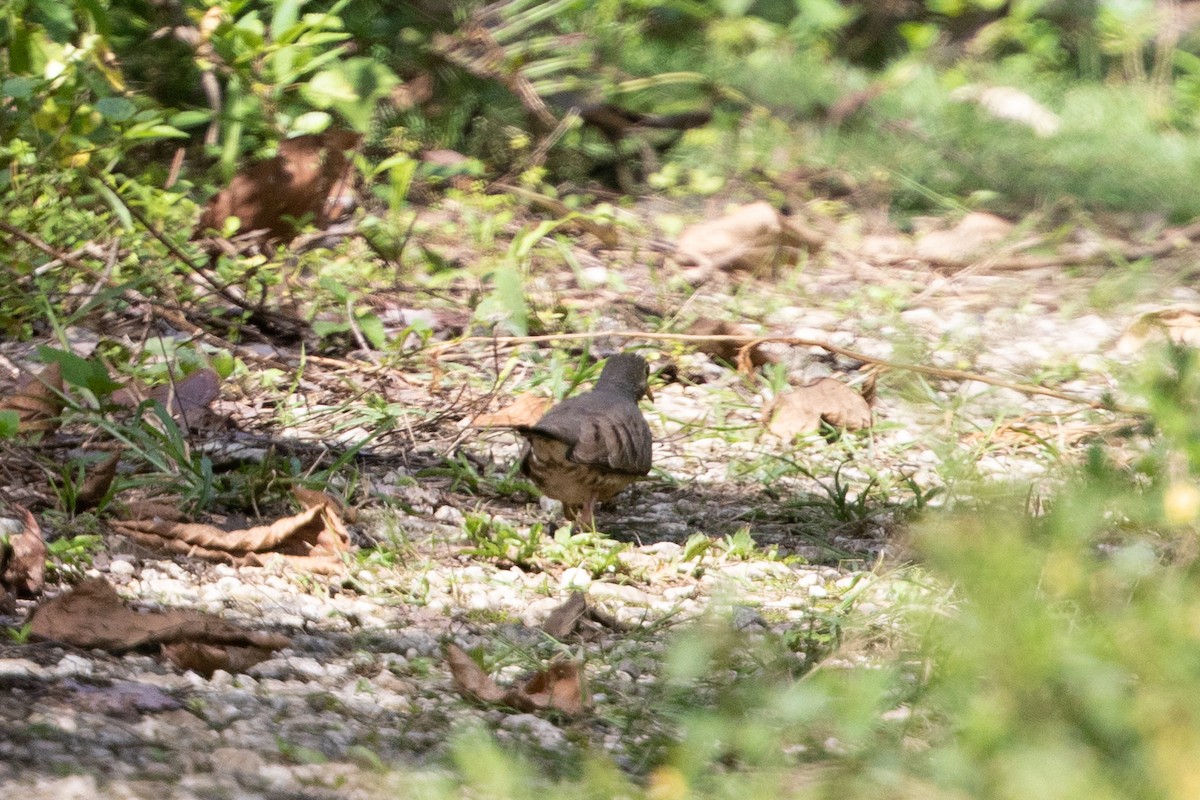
434 505 464 524
559 567 592 590
107 559 136 577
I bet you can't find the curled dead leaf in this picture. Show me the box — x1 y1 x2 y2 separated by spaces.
684 319 774 370
674 201 824 282
1 505 46 597
29 578 290 663
542 591 588 639
1 362 64 434
110 491 351 574
76 451 121 511
445 643 508 705
1117 306 1200 354
445 643 588 715
765 377 873 440
161 641 279 677
470 393 553 428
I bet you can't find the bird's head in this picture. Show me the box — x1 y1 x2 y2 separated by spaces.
596 352 652 401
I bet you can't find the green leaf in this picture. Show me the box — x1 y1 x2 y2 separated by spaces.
2 77 39 100
95 97 136 122
356 312 388 350
312 320 351 339
8 24 31 74
89 177 133 231
32 0 77 41
35 348 122 398
291 110 333 134
302 68 358 107
318 275 350 302
123 123 189 140
270 0 303 36
511 218 564 259
76 0 111 36
0 410 19 439
169 110 213 128
493 265 528 336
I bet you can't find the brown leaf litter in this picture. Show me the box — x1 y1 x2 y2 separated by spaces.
684 319 775 370
1 505 46 598
765 377 873 439
1116 306 1200 354
109 488 351 574
195 130 361 242
470 393 553 428
28 577 289 675
0 362 64 435
76 451 121 511
673 201 826 283
445 643 587 716
541 591 629 640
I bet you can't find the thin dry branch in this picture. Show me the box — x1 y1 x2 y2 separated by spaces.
429 331 1142 415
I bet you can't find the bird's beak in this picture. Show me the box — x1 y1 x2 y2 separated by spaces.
644 384 654 402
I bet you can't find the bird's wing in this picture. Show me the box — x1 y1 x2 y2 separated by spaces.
522 395 650 475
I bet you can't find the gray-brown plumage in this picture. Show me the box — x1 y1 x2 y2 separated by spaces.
518 353 653 527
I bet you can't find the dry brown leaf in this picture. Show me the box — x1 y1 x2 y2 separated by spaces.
1 362 64 434
195 130 361 241
77 451 121 511
765 378 873 439
29 578 290 656
471 393 553 428
110 491 351 573
152 368 221 420
684 320 774 370
446 643 588 715
914 212 1014 265
161 641 278 677
1 505 46 597
445 643 508 704
1116 306 1200 354
542 591 588 639
520 661 586 716
674 202 823 281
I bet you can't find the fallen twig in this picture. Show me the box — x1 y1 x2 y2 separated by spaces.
429 330 1143 415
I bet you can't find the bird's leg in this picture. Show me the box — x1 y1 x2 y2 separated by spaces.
577 498 597 531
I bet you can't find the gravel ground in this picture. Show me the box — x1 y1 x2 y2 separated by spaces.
1 227 1190 798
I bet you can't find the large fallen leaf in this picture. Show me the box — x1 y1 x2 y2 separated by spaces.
445 643 588 715
1116 306 1200 354
76 451 121 511
29 578 289 675
542 591 589 639
914 212 1015 265
685 319 774 370
522 661 586 716
765 378 873 439
540 591 627 640
674 201 824 282
470 393 552 428
112 368 221 429
1 505 46 597
161 641 281 676
195 130 361 241
0 362 64 434
445 643 509 705
109 489 351 574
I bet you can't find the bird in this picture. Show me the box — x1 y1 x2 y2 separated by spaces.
517 353 654 528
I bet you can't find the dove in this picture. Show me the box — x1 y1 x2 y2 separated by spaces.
518 353 653 527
